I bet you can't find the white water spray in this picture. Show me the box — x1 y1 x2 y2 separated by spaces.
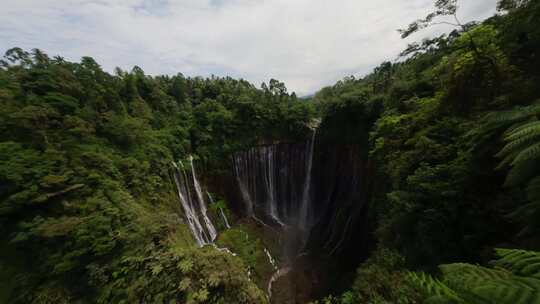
189 156 218 242
171 162 208 246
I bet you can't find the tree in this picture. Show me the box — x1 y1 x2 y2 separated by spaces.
398 0 459 39
485 102 540 237
497 0 531 11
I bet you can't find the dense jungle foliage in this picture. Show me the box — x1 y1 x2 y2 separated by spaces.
2 0 540 303
0 46 313 303
313 0 540 302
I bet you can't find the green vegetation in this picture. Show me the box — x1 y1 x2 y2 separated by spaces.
311 0 540 303
0 46 313 303
2 0 540 303
402 248 540 304
216 224 276 289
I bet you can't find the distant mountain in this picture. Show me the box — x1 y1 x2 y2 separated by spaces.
299 93 315 100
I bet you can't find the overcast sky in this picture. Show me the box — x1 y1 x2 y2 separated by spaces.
0 0 498 95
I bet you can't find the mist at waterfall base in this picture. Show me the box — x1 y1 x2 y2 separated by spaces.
170 128 374 302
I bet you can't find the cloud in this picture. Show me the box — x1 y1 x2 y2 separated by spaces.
0 0 498 95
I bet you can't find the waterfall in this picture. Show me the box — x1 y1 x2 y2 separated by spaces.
171 157 218 246
264 146 285 226
233 131 317 230
207 191 231 229
179 160 210 242
234 155 255 216
189 156 217 242
299 129 316 231
171 162 208 246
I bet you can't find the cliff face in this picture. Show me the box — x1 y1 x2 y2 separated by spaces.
201 115 377 300
208 142 372 294
308 142 375 261
224 130 375 253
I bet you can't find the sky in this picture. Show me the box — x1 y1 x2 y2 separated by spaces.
0 0 498 95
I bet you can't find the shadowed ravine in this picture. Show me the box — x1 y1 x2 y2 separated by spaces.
171 124 375 303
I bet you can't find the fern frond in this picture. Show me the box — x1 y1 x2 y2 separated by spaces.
442 261 540 304
508 200 540 223
408 250 540 304
510 276 540 290
497 130 540 158
484 102 540 124
512 142 540 165
424 295 462 304
494 249 540 278
504 158 540 187
496 150 520 170
407 271 462 301
439 263 510 304
472 283 540 304
523 263 540 278
441 263 512 288
496 248 535 264
505 122 540 142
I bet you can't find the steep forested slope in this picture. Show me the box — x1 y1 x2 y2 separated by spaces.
0 50 313 303
312 0 540 302
2 0 540 303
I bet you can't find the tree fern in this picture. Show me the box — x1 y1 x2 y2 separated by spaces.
502 158 540 187
442 262 540 304
511 142 540 165
494 248 540 278
439 263 513 303
407 271 463 302
484 102 540 125
506 177 540 235
470 102 540 145
497 123 540 158
491 103 540 236
473 283 540 304
407 250 540 304
503 120 540 141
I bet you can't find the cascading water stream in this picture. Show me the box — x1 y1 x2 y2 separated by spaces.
232 130 319 301
171 161 208 246
299 129 316 232
234 155 254 216
264 146 285 226
171 157 219 246
179 160 211 242
232 131 318 231
189 156 218 242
